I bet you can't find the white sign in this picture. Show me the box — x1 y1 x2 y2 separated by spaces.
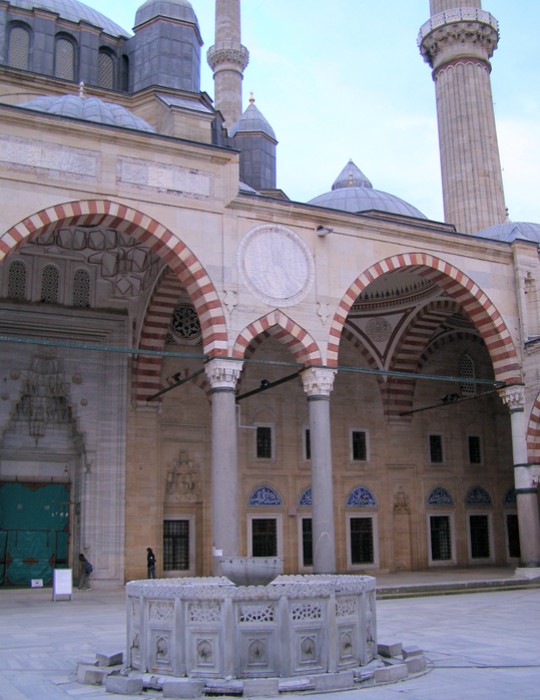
52 569 73 601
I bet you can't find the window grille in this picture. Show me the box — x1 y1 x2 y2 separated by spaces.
430 515 452 560
98 49 115 89
459 353 476 396
72 269 90 308
429 434 443 463
252 518 277 557
351 430 367 461
469 514 490 558
163 519 190 571
468 435 481 464
7 260 27 300
8 25 30 70
302 518 312 567
55 36 76 81
304 428 311 460
349 517 374 565
256 426 272 459
41 265 59 304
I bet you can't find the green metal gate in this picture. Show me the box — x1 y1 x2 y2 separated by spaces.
0 482 69 586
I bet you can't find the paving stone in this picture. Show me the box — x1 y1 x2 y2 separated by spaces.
373 663 408 683
404 655 427 674
278 676 315 692
104 674 143 694
76 663 105 685
162 678 205 698
96 651 123 667
311 670 355 691
402 644 423 659
377 641 403 658
242 678 280 696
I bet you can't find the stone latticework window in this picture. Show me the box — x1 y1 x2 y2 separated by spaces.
459 353 476 396
54 36 76 81
7 260 27 300
72 269 90 308
41 265 60 304
98 49 115 89
8 24 30 70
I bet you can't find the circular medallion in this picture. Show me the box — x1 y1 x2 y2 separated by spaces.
238 225 314 307
366 318 392 343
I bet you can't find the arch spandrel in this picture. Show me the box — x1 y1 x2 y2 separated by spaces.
328 253 521 387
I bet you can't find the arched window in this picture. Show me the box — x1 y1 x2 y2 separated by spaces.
248 485 282 507
98 48 115 89
54 35 77 81
7 260 27 300
459 352 476 396
346 486 377 508
7 24 30 71
41 265 59 304
427 487 454 506
465 486 492 506
72 269 90 308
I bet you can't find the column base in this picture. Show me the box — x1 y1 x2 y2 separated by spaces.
514 566 540 580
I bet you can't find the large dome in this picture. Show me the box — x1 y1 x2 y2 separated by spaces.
8 0 129 37
474 221 540 243
308 159 426 219
135 0 199 27
19 94 156 132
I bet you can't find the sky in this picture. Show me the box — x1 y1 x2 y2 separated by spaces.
87 1 540 225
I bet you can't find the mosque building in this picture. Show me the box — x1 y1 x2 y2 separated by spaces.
0 0 539 587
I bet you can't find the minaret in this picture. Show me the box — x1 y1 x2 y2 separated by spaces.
419 1 507 234
207 0 249 132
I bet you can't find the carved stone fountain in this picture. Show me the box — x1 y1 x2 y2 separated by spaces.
126 559 377 686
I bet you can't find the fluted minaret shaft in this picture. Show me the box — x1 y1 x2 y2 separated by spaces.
419 1 507 234
207 0 249 132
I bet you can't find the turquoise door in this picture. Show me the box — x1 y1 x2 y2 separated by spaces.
0 482 70 586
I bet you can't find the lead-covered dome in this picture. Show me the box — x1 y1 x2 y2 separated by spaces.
135 0 199 27
19 94 155 132
474 221 540 243
309 159 426 219
8 0 129 37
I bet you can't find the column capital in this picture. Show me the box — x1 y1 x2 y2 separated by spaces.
205 358 244 390
500 385 525 412
301 367 337 398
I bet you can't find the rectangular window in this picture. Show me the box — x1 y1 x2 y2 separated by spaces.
163 519 190 571
469 514 490 559
304 428 311 460
256 426 273 459
506 513 521 559
429 434 444 463
301 517 313 567
429 515 452 561
351 430 367 462
251 518 277 557
468 435 482 464
349 517 374 565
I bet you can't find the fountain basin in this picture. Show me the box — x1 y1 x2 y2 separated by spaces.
126 574 377 680
217 556 282 586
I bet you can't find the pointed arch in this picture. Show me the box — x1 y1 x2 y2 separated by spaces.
329 253 521 386
527 392 540 460
232 310 323 365
0 200 228 363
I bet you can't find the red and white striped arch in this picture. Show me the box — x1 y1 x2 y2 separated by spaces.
329 253 521 386
0 199 228 356
233 310 323 366
527 395 540 461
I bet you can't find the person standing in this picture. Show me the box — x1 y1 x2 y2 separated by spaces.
78 553 92 590
147 547 156 578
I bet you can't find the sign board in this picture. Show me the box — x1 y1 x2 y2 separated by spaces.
30 579 43 588
52 568 72 601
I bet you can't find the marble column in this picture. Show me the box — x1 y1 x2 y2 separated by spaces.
205 358 244 574
301 367 337 574
501 386 540 572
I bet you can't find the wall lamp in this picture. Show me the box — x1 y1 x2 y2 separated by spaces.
316 225 334 237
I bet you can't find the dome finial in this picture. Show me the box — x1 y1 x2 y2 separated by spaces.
79 81 85 99
249 91 255 105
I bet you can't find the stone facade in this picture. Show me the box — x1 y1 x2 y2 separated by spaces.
0 1 538 588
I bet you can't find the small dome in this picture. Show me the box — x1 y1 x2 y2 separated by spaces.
474 221 540 243
231 97 276 141
19 94 156 132
309 159 426 219
135 0 198 27
8 0 129 37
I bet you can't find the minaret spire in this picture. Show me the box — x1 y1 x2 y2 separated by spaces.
419 1 507 233
207 0 249 132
